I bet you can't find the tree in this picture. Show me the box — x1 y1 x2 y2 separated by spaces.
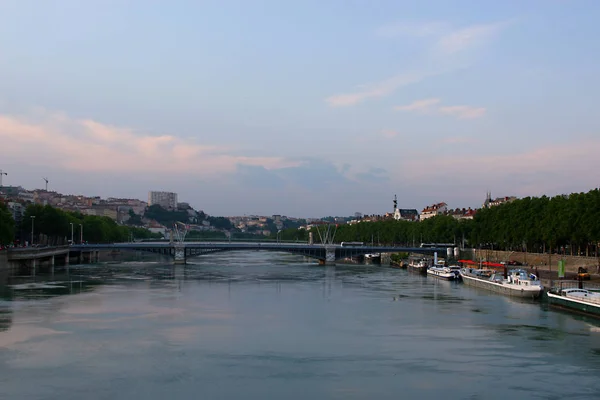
0 202 14 245
144 204 190 227
126 209 143 226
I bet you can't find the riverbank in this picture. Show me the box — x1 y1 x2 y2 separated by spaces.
462 249 599 273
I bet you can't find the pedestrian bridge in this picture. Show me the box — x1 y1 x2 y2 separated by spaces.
69 242 446 265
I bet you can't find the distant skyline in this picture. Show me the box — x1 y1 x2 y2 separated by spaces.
1 1 599 217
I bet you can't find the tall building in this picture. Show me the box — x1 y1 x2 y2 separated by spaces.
148 191 178 210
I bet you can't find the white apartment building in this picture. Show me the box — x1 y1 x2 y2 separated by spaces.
148 191 178 210
420 202 448 220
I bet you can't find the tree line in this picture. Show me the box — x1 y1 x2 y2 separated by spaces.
275 189 600 256
4 204 161 246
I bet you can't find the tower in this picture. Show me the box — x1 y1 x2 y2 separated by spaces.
483 191 492 208
393 194 398 212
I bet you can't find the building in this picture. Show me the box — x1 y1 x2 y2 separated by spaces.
483 192 517 208
148 191 178 210
448 208 477 220
394 208 419 221
420 202 448 220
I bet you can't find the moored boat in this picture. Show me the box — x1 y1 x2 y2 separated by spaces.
364 253 381 263
460 268 543 299
427 265 461 281
408 259 428 275
547 287 600 317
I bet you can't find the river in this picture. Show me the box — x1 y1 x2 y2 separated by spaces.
1 252 600 399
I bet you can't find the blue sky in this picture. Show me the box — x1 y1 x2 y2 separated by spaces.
1 0 599 217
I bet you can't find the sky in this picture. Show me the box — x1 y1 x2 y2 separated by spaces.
1 0 599 218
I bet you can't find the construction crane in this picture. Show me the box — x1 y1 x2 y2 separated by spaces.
42 177 48 191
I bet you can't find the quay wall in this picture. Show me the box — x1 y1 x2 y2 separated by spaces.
0 251 7 270
460 249 600 273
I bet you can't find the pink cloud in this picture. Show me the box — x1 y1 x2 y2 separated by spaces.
400 139 600 184
0 110 298 176
380 129 400 138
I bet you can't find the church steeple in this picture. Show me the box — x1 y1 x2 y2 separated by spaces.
483 191 492 208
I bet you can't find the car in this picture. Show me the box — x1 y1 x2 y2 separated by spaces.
577 267 591 280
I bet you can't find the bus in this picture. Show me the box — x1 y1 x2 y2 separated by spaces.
420 243 456 248
341 242 364 247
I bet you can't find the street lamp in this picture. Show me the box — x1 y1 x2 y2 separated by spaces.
79 224 83 244
277 230 282 243
30 216 36 246
69 223 74 244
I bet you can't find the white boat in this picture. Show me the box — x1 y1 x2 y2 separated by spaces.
408 259 428 275
547 287 600 317
427 265 461 280
364 253 381 263
460 268 543 298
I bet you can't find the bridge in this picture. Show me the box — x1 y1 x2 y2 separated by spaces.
69 242 447 265
5 245 71 275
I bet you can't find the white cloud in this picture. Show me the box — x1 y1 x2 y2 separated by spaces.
394 98 441 112
439 105 486 119
434 21 510 55
326 20 512 107
325 70 437 107
0 110 298 175
394 99 486 120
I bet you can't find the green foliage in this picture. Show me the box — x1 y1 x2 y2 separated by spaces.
128 227 163 240
22 204 159 244
0 202 15 245
320 215 470 246
144 204 191 227
187 230 227 240
391 253 409 263
470 189 600 254
126 209 143 226
272 228 309 241
207 216 233 230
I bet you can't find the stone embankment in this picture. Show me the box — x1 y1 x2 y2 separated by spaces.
0 250 6 270
461 249 600 274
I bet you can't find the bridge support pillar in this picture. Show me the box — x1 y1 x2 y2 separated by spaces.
174 245 186 265
95 251 99 263
31 258 36 277
319 247 336 266
65 253 70 266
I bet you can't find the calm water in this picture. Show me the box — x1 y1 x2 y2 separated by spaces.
1 252 600 399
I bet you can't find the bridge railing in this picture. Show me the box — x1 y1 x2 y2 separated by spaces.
7 245 70 254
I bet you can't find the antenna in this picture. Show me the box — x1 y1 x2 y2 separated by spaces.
42 177 49 191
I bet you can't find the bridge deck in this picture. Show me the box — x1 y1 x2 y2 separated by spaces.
7 246 70 260
70 242 446 260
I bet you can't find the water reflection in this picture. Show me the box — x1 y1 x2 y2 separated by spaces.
0 253 600 399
